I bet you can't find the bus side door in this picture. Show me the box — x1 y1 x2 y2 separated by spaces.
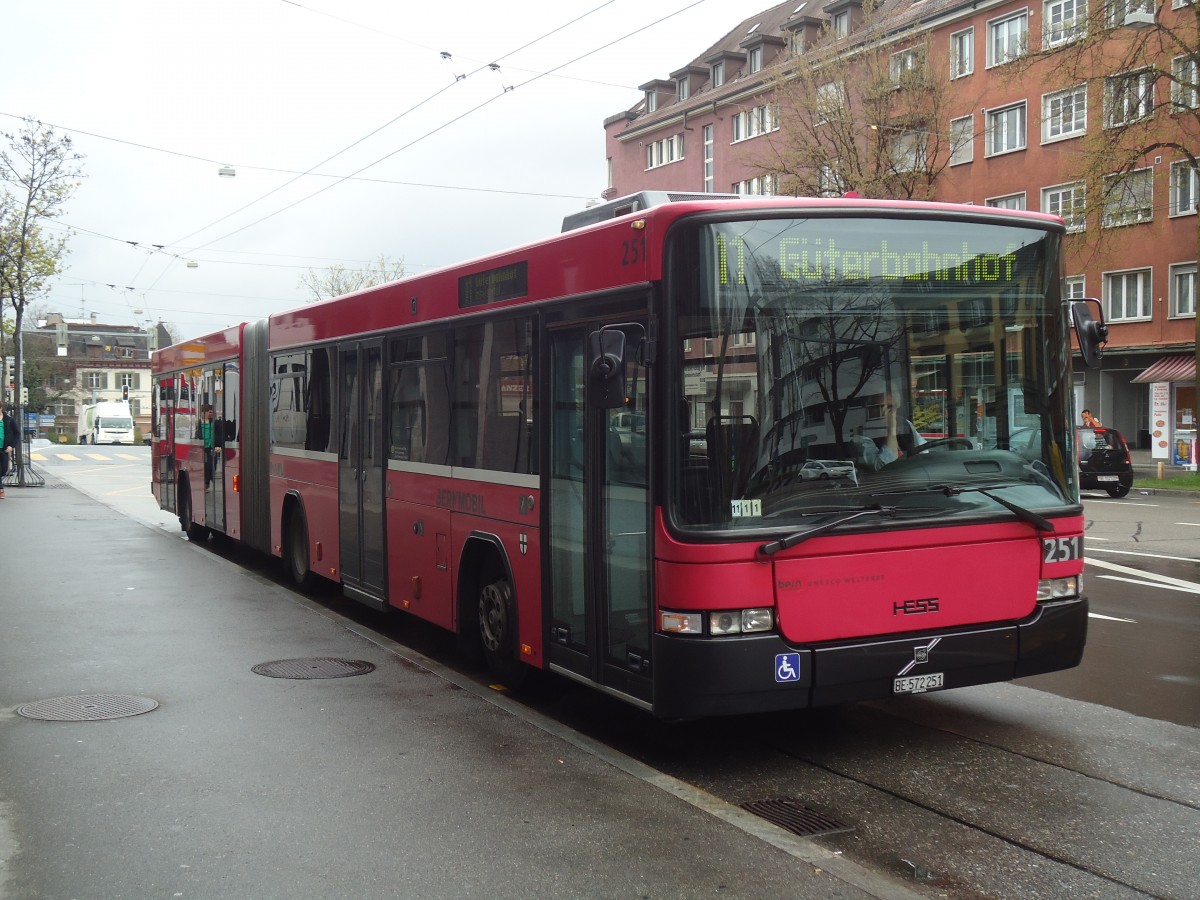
546 317 652 704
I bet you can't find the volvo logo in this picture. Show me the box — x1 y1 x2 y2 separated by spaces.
896 637 941 677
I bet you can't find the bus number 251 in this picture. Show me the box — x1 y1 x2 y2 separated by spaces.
1042 535 1082 563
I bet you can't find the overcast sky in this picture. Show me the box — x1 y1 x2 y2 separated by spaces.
3 0 772 342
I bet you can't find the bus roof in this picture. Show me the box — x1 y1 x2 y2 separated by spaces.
155 195 1066 357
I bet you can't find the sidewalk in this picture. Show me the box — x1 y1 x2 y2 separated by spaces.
0 477 917 900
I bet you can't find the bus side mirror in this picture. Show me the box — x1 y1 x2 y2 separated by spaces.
1071 298 1108 370
587 328 627 409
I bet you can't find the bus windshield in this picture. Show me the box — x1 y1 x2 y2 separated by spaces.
669 215 1079 534
99 417 134 430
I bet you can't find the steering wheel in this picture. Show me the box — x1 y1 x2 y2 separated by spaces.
909 437 975 455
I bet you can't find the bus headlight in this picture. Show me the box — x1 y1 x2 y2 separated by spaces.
708 608 774 636
1037 576 1080 601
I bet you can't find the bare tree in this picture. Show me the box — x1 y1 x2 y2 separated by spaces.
298 254 406 302
0 117 84 484
751 4 976 199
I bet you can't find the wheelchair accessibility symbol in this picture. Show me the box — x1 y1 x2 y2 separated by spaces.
775 652 801 683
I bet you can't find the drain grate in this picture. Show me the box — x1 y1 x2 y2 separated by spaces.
251 657 376 679
739 798 854 838
17 694 159 722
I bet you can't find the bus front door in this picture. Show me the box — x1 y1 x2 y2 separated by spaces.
338 341 387 606
547 322 652 705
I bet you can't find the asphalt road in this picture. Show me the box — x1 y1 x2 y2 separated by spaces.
1017 487 1200 728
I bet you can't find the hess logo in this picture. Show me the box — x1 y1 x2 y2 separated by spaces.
894 598 939 616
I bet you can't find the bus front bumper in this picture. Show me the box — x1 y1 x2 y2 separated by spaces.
649 596 1088 719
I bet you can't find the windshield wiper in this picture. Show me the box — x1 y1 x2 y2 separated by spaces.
951 485 1056 532
759 505 897 555
876 483 1055 533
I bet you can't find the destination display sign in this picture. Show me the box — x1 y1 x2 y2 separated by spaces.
709 219 1050 293
459 261 528 308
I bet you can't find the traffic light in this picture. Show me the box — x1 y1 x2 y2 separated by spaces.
20 386 29 404
122 384 129 400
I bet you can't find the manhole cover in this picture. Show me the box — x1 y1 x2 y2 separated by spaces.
17 694 159 721
251 658 376 679
739 798 854 838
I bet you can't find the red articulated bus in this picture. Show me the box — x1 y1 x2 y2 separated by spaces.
152 192 1105 718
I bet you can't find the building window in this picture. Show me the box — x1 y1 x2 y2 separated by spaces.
703 124 714 192
51 398 76 417
1102 168 1153 227
1170 263 1197 317
1170 160 1198 216
646 134 685 169
986 102 1027 155
731 105 776 142
130 399 142 416
889 47 923 85
1043 0 1086 47
815 82 844 125
748 46 763 73
646 91 657 113
711 61 725 87
1042 85 1087 141
119 372 139 390
1043 182 1087 231
986 192 1026 210
987 11 1028 67
950 116 974 165
1104 268 1152 320
950 28 974 78
677 77 689 101
891 130 927 172
86 371 106 390
1065 276 1086 300
833 11 850 37
1105 69 1154 127
1172 56 1199 112
732 175 777 195
1106 0 1154 27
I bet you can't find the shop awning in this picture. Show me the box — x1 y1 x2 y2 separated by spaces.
1131 355 1197 383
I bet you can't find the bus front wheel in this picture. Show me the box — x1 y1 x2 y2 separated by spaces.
478 573 526 686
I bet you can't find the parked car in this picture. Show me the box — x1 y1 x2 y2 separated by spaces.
1077 426 1133 498
798 459 857 481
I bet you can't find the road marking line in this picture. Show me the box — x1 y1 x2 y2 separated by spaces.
85 453 111 461
1084 535 1110 541
1094 574 1200 595
1087 547 1200 563
1087 610 1138 623
1085 499 1159 507
29 453 46 461
55 453 81 461
115 454 141 461
1085 556 1200 591
1172 522 1200 527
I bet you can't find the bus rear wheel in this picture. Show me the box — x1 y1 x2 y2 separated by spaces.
478 573 526 686
178 479 209 543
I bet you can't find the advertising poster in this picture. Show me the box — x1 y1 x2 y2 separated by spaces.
1150 382 1170 459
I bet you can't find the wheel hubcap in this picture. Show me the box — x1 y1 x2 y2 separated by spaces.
479 581 510 653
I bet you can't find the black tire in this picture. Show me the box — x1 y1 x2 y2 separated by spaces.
477 570 527 686
284 508 314 591
179 479 209 542
1107 483 1131 498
